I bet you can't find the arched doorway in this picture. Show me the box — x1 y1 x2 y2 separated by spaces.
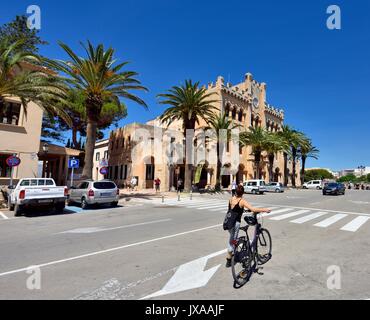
144 156 155 189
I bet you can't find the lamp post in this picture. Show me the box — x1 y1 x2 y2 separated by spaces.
42 143 49 178
358 165 365 178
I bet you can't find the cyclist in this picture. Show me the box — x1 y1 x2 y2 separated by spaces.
226 185 271 268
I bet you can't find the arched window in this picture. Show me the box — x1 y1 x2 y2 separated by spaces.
238 110 243 122
232 108 237 120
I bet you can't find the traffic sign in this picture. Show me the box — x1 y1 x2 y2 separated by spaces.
68 158 80 169
100 167 108 175
6 156 21 167
99 159 108 167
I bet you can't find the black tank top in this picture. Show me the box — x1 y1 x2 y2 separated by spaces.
229 198 244 223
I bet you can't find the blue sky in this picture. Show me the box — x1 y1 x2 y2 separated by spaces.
2 0 370 171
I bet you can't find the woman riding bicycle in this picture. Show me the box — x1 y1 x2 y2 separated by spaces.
226 185 271 268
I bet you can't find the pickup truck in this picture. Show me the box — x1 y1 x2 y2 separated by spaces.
8 178 68 216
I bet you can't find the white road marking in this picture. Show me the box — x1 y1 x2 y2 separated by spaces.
141 249 227 300
0 212 9 220
250 202 370 217
340 216 370 232
58 219 172 234
314 214 348 228
264 208 294 216
290 212 328 224
270 210 311 221
196 204 228 210
0 223 222 278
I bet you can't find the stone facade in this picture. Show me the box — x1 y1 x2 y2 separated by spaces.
103 73 301 191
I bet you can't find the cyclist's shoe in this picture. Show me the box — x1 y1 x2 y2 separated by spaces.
225 259 232 268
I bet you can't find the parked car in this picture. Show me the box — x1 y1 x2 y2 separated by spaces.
8 178 68 216
265 182 285 193
323 183 346 196
243 180 267 195
68 180 119 209
302 180 323 190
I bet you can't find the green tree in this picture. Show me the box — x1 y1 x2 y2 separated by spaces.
299 140 319 185
45 41 148 179
207 113 239 191
278 125 307 187
337 174 356 183
367 174 370 183
158 80 218 192
0 15 47 54
264 132 289 182
305 169 334 182
54 89 128 149
0 39 70 124
240 126 268 180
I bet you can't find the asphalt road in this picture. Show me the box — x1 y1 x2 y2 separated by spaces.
0 189 369 300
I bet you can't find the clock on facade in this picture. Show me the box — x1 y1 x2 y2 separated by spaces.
251 83 260 109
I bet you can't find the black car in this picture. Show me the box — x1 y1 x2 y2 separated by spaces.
323 183 345 196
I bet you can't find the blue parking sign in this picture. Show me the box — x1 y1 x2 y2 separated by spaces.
68 158 80 169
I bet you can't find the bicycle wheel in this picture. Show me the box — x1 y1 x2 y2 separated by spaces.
257 228 272 265
231 238 253 286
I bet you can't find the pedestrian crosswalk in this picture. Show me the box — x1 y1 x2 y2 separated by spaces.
145 198 370 233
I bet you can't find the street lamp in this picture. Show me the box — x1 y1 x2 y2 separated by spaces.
358 165 365 177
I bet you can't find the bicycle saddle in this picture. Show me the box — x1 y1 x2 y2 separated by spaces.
244 215 257 226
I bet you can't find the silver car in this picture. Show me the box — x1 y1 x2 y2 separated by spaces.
68 180 119 209
265 182 285 193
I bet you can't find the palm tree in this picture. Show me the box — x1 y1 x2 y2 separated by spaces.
0 39 70 122
45 41 148 179
278 125 307 187
207 113 240 191
299 140 319 185
240 126 268 180
264 132 289 182
158 80 218 192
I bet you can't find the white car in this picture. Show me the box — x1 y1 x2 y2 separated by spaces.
302 180 323 190
8 178 68 216
243 180 267 195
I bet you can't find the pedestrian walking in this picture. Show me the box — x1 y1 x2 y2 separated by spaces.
177 178 183 192
154 177 161 193
231 180 237 196
130 176 138 191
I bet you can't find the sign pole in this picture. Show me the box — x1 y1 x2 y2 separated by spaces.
9 153 16 188
70 157 74 188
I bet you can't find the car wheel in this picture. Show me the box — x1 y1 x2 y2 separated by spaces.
8 198 14 211
316 186 321 190
14 204 23 217
111 201 118 208
81 198 89 210
275 189 280 193
252 190 257 195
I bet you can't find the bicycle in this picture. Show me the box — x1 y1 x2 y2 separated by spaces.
231 210 272 286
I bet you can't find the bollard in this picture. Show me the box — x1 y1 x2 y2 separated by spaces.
178 191 180 201
190 190 193 200
162 195 164 203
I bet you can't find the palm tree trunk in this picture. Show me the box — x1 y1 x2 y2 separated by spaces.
215 142 221 191
72 127 78 149
292 147 297 188
81 119 97 179
284 152 288 186
301 156 307 185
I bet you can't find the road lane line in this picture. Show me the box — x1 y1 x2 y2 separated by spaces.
263 208 293 216
58 219 172 234
0 212 9 220
0 223 222 278
270 210 311 221
248 202 370 217
314 214 348 228
340 216 370 232
290 212 328 224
